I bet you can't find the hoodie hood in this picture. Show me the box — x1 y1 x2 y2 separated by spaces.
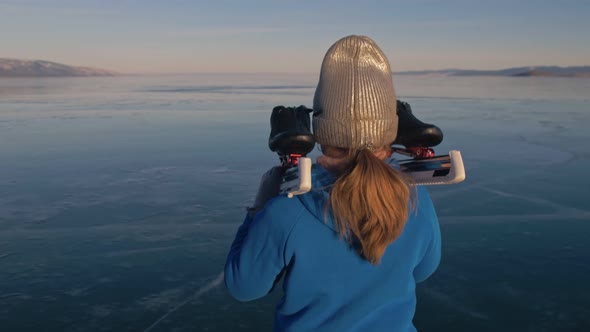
296 164 339 232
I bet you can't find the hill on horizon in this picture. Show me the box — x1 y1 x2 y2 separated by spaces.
396 66 590 77
0 58 116 77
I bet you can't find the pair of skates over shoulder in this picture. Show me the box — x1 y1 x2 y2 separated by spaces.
268 101 466 198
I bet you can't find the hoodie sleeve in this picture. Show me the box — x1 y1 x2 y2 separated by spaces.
413 187 442 283
224 196 299 301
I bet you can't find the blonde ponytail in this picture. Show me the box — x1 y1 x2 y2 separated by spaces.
329 149 415 265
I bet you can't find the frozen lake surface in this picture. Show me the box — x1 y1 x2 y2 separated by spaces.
0 74 589 331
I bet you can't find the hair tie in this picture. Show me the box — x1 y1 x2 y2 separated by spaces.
365 143 375 152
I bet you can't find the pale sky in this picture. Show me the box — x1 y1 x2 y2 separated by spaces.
1 0 589 74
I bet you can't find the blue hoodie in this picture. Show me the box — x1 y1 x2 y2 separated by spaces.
225 165 441 332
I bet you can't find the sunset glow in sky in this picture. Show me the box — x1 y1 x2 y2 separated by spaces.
1 0 589 74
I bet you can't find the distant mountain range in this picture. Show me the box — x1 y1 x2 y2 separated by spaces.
2 58 588 78
0 58 116 77
396 66 590 77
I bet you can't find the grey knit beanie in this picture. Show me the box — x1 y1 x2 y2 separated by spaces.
313 35 397 149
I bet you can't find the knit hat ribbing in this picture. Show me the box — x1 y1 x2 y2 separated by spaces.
312 35 398 149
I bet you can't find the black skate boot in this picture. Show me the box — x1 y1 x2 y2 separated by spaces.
392 100 444 159
268 105 315 166
393 100 443 148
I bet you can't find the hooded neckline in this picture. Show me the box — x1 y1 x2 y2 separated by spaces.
296 164 339 232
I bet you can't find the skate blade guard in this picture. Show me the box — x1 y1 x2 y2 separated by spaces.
399 150 466 185
280 157 312 198
279 151 466 197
